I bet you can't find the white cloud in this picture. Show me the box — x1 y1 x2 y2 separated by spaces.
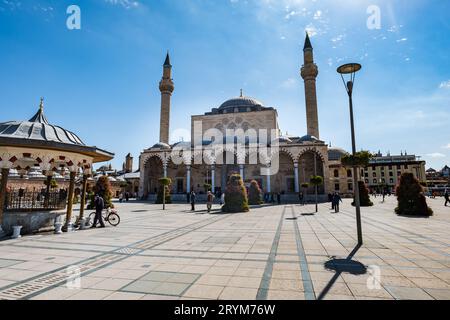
396 38 408 43
104 0 139 9
427 153 446 158
442 144 450 149
439 80 450 89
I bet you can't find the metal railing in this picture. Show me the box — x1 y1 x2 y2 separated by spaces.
5 190 67 211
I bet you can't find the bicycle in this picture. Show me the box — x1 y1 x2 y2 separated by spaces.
88 208 121 227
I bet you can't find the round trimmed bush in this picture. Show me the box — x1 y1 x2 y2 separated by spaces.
248 180 263 205
223 174 249 213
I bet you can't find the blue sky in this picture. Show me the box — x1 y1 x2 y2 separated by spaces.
0 0 449 171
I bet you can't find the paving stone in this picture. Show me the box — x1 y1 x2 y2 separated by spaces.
385 286 434 300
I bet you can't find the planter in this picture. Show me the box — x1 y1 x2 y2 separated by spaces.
54 222 63 234
79 218 87 230
11 226 22 239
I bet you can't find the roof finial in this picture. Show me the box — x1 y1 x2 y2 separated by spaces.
39 97 44 111
240 89 243 97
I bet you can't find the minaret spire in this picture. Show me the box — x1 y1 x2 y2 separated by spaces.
300 32 320 139
304 31 312 50
159 51 174 144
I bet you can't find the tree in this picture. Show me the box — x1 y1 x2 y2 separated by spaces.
222 174 249 213
341 151 373 168
204 183 212 193
395 173 433 217
94 176 113 208
248 180 263 205
310 176 323 213
352 181 373 207
156 177 172 209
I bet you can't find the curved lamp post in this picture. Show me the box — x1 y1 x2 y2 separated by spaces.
337 63 363 245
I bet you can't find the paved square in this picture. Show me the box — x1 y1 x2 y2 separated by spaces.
0 196 449 300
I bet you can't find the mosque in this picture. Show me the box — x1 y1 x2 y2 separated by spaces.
139 34 353 202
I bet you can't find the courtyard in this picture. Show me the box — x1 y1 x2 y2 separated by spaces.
0 196 449 300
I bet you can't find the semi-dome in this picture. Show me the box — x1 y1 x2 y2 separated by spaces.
298 135 321 143
150 142 171 150
274 136 293 144
0 105 85 146
328 147 350 161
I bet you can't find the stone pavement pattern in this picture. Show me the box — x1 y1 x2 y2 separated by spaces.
0 196 449 300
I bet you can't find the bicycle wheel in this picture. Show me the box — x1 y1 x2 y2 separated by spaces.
107 213 121 227
88 212 96 225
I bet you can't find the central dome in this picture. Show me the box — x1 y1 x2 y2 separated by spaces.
219 96 264 110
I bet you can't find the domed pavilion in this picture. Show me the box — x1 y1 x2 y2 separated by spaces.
0 99 114 236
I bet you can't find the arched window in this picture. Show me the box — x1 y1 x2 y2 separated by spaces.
334 169 339 178
347 170 352 178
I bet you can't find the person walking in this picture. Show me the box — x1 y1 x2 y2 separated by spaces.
207 191 214 213
332 193 343 213
190 191 196 211
277 193 281 205
91 194 106 228
119 193 124 203
299 192 304 206
445 191 450 207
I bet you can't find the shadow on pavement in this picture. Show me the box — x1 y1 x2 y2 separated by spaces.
317 244 366 300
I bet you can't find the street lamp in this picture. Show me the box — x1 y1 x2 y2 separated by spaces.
337 63 363 245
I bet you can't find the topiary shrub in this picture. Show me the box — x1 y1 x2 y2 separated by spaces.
395 173 433 217
248 180 263 205
352 181 373 207
223 174 249 213
156 178 172 205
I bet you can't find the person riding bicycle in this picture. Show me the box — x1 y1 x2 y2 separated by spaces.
91 194 106 228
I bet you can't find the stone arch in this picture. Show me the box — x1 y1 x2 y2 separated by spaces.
297 149 326 195
271 150 295 194
143 155 164 197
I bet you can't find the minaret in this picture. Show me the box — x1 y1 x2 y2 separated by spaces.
301 32 320 139
159 52 174 144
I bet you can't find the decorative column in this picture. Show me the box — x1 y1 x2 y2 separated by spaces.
239 164 244 181
294 161 300 193
186 165 191 193
63 171 76 232
44 173 52 208
211 165 215 193
0 168 10 237
266 166 271 193
78 170 90 229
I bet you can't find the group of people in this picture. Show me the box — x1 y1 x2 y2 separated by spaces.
119 191 134 203
263 193 282 205
189 190 221 213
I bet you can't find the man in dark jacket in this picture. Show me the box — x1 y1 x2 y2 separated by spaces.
190 191 196 211
445 191 450 207
332 193 343 213
92 194 105 228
